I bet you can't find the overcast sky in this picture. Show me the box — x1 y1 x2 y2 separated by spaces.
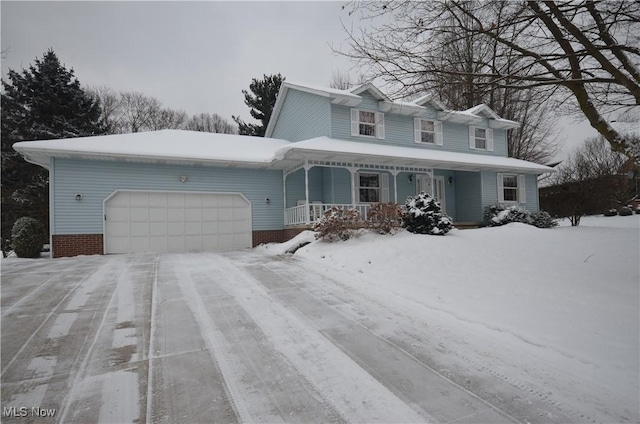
2 1 597 160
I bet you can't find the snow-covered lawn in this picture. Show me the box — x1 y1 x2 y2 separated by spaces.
260 214 640 421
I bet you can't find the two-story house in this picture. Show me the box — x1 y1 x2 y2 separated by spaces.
13 81 552 258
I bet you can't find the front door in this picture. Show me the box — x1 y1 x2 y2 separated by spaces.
417 174 446 212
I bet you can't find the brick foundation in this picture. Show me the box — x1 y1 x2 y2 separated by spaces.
251 230 284 247
52 234 104 258
283 227 310 241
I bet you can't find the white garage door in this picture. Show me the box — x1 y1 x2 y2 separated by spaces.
104 191 252 254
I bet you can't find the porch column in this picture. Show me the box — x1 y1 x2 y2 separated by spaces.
349 168 357 205
282 171 287 225
391 170 399 203
304 161 310 224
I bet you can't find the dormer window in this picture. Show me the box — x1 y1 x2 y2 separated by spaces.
469 126 494 151
414 118 443 145
351 109 385 139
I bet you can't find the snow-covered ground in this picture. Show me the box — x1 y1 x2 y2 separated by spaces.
261 214 640 422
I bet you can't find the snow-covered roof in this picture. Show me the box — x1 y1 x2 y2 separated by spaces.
13 129 291 169
275 137 553 174
14 130 552 174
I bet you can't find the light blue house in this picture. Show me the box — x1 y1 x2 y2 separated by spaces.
14 81 552 258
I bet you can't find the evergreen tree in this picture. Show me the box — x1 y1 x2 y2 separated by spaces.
232 73 284 137
1 49 106 255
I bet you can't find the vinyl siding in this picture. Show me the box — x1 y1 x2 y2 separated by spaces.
396 172 417 205
285 167 323 208
454 171 482 222
271 89 331 141
330 91 508 157
53 158 284 234
481 172 540 213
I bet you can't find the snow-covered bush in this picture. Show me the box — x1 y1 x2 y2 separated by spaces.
484 204 533 227
530 211 559 228
313 207 364 242
618 206 633 216
366 202 402 234
401 193 453 235
636 206 640 215
603 209 618 217
11 217 45 258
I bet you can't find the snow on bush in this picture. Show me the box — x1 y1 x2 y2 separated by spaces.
603 208 618 216
366 202 402 234
313 207 365 242
484 204 557 228
618 206 633 216
11 217 45 258
401 193 453 235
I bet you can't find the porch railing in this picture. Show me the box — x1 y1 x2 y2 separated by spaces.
285 203 371 226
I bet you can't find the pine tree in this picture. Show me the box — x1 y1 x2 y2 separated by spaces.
1 49 106 255
232 73 284 137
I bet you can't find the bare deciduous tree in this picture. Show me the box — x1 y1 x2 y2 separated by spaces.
341 0 640 160
541 136 631 225
185 113 237 134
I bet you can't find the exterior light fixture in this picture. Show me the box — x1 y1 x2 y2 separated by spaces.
448 176 454 185
265 197 271 204
179 176 188 183
408 174 414 183
75 193 82 201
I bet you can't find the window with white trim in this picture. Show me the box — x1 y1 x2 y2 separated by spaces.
414 118 443 145
358 173 389 203
469 126 494 151
497 173 526 204
350 109 385 139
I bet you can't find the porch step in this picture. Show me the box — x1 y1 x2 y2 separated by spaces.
453 222 483 230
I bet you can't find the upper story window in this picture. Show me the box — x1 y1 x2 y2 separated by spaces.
414 118 443 146
497 173 526 204
351 109 385 139
469 126 494 151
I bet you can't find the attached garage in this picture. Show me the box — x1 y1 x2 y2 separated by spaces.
104 190 252 254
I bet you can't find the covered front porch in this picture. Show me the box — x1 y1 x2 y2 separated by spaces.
283 159 455 226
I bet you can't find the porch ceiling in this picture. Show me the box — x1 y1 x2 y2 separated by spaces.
273 137 554 174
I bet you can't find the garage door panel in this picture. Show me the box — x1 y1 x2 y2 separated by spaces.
149 223 166 236
130 207 149 222
149 236 168 252
202 209 218 221
130 237 150 252
217 209 233 222
130 224 149 236
185 222 201 235
130 193 149 207
149 208 166 222
201 222 218 235
185 194 202 207
167 193 184 207
167 222 185 236
167 208 185 221
105 191 251 254
149 193 167 207
107 207 128 222
185 209 201 222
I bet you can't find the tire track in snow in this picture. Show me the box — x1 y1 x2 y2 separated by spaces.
191 252 428 423
270 256 607 424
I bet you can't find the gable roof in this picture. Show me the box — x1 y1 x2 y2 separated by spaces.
266 81 520 136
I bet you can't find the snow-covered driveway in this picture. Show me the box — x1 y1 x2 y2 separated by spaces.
1 240 636 423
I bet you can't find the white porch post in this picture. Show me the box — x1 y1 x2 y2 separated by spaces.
304 161 310 224
349 168 357 205
282 171 287 225
391 169 399 203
